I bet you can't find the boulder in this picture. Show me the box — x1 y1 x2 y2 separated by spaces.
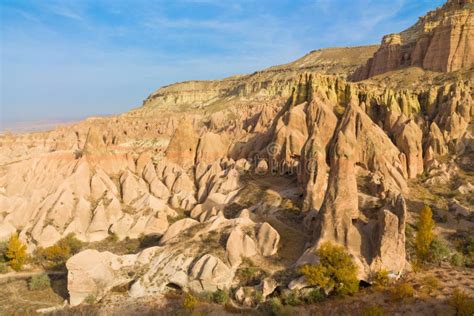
257 222 280 256
189 254 234 292
225 226 257 267
159 218 199 245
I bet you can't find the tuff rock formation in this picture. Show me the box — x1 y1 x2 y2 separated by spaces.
352 0 474 80
0 0 473 309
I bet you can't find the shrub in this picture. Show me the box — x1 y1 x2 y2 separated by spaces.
415 205 435 262
60 233 83 254
428 238 451 265
183 292 198 310
0 262 8 273
6 234 27 271
372 269 390 288
35 233 83 269
390 283 414 301
450 289 474 316
42 245 70 263
281 290 302 306
236 266 267 286
362 305 386 316
255 290 264 304
84 294 96 305
266 297 295 316
421 275 440 294
299 242 359 296
29 273 51 290
304 289 325 304
0 241 7 262
106 233 119 243
211 289 229 304
451 252 465 267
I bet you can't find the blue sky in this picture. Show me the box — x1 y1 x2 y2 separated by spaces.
1 0 445 123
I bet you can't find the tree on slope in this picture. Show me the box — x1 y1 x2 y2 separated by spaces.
415 204 435 262
6 234 27 271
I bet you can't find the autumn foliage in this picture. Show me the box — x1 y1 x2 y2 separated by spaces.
299 242 359 296
6 234 27 271
415 205 435 262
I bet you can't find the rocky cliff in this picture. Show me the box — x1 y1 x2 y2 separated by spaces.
351 0 474 80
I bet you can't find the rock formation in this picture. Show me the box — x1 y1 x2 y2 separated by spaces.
0 0 473 310
352 0 474 80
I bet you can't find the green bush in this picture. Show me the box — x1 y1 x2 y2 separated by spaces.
450 289 474 316
236 266 267 286
28 273 51 290
211 289 229 304
304 289 325 304
454 235 474 267
281 290 302 306
451 252 465 267
299 242 359 296
428 238 451 265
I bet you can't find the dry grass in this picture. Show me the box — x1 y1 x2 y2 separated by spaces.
0 275 67 315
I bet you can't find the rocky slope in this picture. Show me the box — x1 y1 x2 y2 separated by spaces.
0 0 473 310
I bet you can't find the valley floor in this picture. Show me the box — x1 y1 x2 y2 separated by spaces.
2 266 471 315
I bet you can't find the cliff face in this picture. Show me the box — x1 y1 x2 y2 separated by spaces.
351 0 474 80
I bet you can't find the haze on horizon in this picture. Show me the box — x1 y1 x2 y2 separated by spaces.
1 0 444 125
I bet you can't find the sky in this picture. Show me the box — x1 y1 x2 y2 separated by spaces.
0 0 445 123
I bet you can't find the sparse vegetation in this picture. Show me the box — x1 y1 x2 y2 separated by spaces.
29 273 51 291
236 258 269 286
362 305 386 316
211 289 229 304
0 241 7 262
281 290 303 306
265 297 296 316
390 283 414 301
371 269 390 288
452 233 474 268
6 234 27 271
183 292 198 310
84 294 97 305
451 252 465 267
35 233 83 270
304 289 325 304
299 242 359 296
449 289 474 316
0 262 8 273
420 275 440 295
428 237 452 265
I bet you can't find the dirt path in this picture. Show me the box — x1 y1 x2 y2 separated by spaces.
0 270 66 283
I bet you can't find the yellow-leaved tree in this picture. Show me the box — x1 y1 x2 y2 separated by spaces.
415 204 435 262
6 234 27 271
300 242 359 296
